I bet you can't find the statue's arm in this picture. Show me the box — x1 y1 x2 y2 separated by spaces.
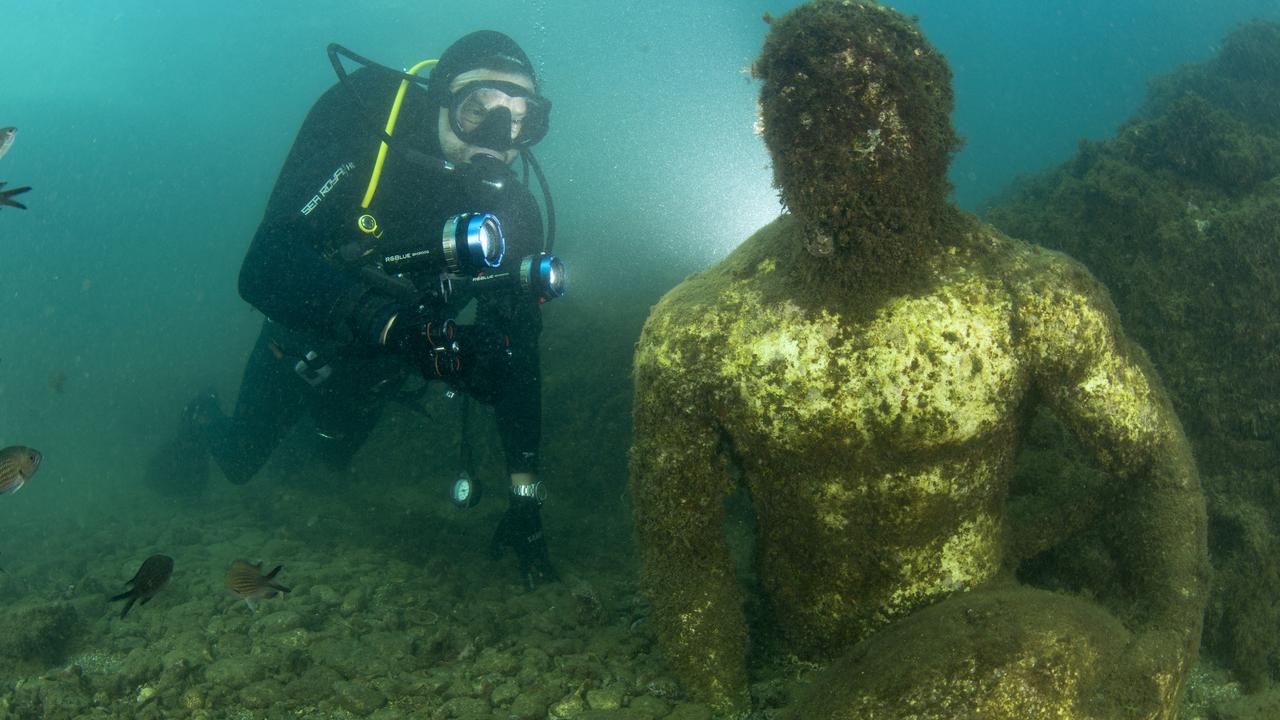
1018 252 1210 694
629 309 749 712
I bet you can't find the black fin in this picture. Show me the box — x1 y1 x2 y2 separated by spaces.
264 565 283 580
0 185 30 210
269 582 292 594
118 597 137 619
108 590 133 603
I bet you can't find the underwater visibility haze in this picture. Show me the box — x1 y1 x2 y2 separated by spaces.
2 0 1280 718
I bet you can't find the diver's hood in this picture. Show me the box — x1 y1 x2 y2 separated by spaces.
326 43 556 252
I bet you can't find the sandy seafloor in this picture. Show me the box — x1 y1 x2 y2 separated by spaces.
0 396 1260 720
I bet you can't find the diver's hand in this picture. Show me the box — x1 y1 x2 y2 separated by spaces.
380 307 460 378
491 495 559 590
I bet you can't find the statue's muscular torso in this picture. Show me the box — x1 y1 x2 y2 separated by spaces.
720 235 1025 654
668 214 1040 651
637 212 1128 653
631 211 1201 716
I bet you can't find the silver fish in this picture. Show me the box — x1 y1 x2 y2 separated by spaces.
0 446 42 494
226 559 290 611
0 128 14 161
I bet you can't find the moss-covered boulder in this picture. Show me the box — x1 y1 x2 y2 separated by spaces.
986 19 1280 694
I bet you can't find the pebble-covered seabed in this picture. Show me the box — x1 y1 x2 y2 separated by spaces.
0 425 814 720
0 430 1266 720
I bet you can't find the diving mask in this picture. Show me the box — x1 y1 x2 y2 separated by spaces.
449 80 550 152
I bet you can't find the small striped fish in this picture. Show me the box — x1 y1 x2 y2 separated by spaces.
226 559 290 611
0 446 42 495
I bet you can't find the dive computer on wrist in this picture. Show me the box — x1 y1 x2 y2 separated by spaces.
511 481 546 503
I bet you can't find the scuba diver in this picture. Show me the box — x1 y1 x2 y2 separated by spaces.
155 31 564 588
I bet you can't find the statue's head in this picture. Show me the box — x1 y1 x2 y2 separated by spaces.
755 0 961 257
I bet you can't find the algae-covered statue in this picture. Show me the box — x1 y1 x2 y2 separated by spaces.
628 1 1210 717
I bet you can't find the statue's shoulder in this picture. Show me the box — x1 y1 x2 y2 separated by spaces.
957 217 1120 357
637 215 796 373
954 216 1100 298
649 214 797 321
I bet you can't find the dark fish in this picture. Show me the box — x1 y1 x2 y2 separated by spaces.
109 554 174 618
48 370 66 394
0 128 14 161
0 446 42 495
0 182 30 210
226 559 290 611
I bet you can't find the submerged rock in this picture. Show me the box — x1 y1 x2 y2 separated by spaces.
334 679 387 714
0 602 79 666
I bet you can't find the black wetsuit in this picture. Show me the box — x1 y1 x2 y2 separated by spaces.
210 66 544 484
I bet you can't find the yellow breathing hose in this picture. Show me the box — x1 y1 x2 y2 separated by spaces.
361 58 437 210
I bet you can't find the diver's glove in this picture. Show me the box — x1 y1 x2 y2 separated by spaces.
491 489 559 590
372 304 461 378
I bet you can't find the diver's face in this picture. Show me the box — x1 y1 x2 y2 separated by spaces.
438 68 535 166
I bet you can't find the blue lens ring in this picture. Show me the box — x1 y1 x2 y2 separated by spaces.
520 253 566 299
466 213 506 269
540 254 566 297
